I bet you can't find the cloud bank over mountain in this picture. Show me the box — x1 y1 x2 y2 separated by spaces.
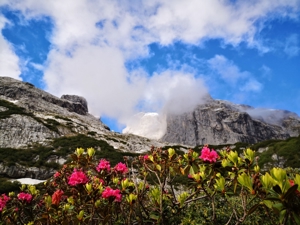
0 0 299 130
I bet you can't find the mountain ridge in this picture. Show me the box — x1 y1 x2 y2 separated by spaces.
160 97 300 146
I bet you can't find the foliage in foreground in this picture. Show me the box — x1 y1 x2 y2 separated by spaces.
0 146 300 225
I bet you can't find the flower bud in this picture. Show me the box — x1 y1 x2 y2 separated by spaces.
76 147 84 156
113 177 119 184
67 196 74 205
44 195 52 208
63 203 70 211
21 184 26 191
85 183 92 194
87 147 95 157
77 210 84 221
29 185 37 195
95 199 101 208
254 165 260 173
168 148 175 158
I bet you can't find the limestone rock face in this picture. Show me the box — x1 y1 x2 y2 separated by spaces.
161 99 300 146
0 114 58 148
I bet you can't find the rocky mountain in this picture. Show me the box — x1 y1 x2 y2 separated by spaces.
0 76 164 179
161 97 300 146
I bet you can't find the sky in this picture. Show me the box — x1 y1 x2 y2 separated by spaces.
0 0 300 133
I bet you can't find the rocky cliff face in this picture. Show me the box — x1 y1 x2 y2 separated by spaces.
161 98 300 146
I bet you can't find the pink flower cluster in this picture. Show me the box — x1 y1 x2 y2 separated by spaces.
68 169 89 186
18 192 32 203
143 155 149 161
0 194 10 211
102 187 122 202
54 172 60 178
114 162 128 174
199 147 218 163
96 159 111 172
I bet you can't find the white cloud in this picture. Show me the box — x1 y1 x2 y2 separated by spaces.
0 0 298 130
284 34 300 57
143 70 209 115
208 55 249 86
260 65 272 80
123 112 167 140
240 78 263 92
43 44 144 122
30 62 44 71
208 55 263 93
0 14 21 79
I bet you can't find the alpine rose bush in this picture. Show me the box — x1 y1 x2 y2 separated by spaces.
0 146 299 225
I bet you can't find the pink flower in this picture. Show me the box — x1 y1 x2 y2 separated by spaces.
102 187 122 202
114 162 128 174
54 172 60 178
143 155 149 161
0 194 10 211
68 170 89 186
199 147 218 163
18 192 32 203
52 190 64 205
96 159 111 172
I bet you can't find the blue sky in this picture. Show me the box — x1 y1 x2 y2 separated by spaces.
0 0 300 132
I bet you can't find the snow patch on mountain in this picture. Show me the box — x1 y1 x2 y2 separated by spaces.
122 112 167 140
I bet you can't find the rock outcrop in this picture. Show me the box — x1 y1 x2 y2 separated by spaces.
161 98 300 146
0 163 55 179
0 77 88 115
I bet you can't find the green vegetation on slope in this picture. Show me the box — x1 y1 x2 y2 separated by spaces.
0 134 139 169
251 136 300 168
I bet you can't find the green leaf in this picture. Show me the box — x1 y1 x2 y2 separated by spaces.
283 184 298 200
234 179 237 193
156 164 161 171
279 209 286 224
247 203 260 215
292 212 300 225
294 174 300 191
150 213 159 221
192 164 199 174
273 203 284 214
189 166 195 175
273 184 282 195
265 197 281 201
263 200 273 209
